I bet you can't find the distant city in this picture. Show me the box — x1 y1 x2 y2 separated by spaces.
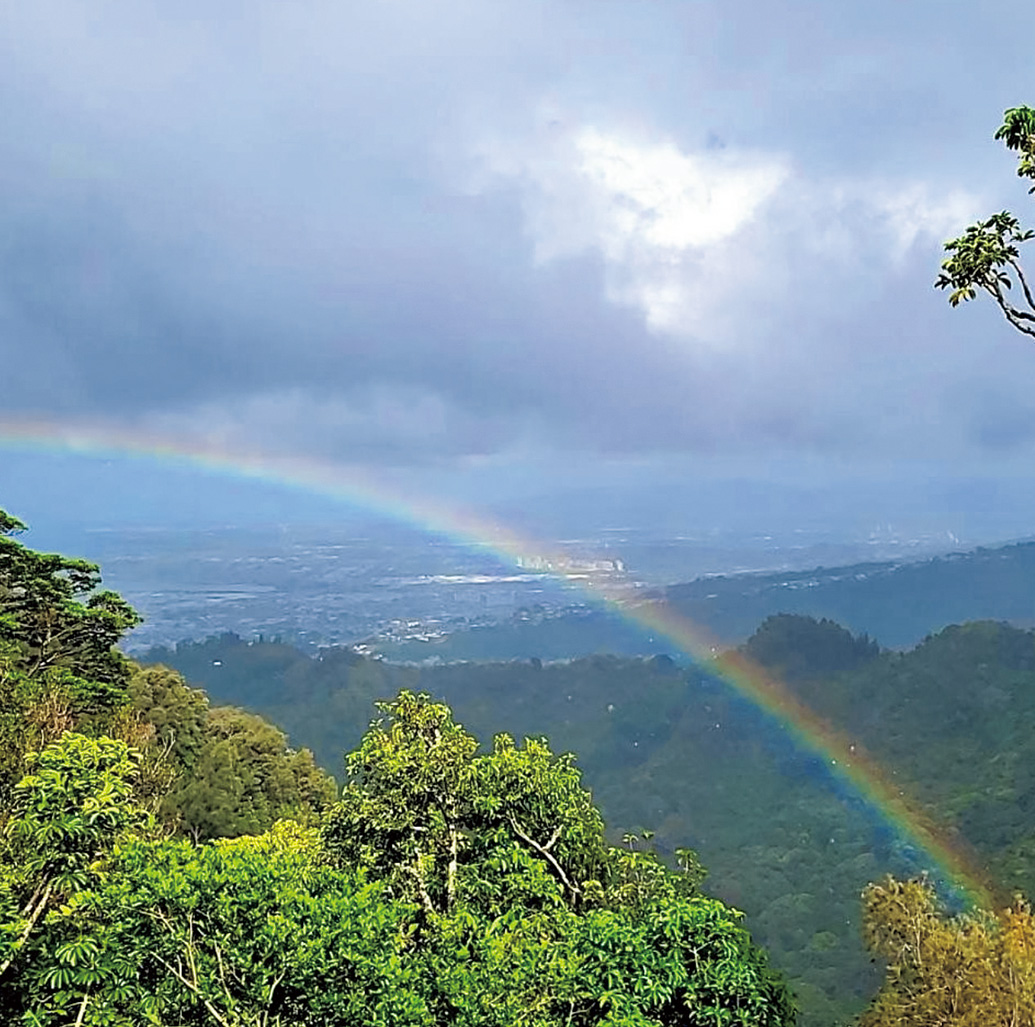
79 518 983 654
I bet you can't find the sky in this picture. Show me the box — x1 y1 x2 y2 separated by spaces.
3 0 1035 541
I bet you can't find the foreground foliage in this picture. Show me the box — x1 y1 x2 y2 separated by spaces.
0 695 796 1026
861 876 1035 1026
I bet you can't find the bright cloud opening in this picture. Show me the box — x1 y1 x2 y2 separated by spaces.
474 124 789 336
474 121 981 348
573 128 787 253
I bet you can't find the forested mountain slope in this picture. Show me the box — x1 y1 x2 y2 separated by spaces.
745 616 1035 894
148 615 1035 1024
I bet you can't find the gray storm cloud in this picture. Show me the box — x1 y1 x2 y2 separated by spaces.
1 0 1035 467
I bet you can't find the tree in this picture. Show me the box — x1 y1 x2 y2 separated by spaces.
0 733 147 1002
169 704 337 841
937 106 1035 339
322 691 795 1026
860 875 1035 1026
11 823 426 1027
0 510 142 807
0 509 141 688
124 663 337 841
741 614 879 685
322 690 702 919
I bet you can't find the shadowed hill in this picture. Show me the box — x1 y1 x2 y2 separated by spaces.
665 541 1035 648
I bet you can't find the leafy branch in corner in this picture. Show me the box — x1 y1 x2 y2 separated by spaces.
937 106 1035 339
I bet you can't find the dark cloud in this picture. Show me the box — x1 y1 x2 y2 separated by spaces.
1 0 1035 470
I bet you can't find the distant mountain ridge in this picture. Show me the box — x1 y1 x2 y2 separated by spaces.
377 537 1035 662
664 538 1035 648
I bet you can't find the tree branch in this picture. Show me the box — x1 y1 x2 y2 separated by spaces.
18 875 50 920
261 970 286 1027
508 817 580 901
408 843 437 915
1007 258 1035 312
74 990 90 1027
446 824 459 912
152 953 233 1027
1004 307 1035 338
990 286 1035 338
0 878 53 980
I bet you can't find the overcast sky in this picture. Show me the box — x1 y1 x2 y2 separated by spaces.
3 0 1035 535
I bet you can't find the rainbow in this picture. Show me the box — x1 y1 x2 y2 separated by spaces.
0 416 999 908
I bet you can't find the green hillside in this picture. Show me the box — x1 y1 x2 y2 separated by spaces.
147 614 1035 1024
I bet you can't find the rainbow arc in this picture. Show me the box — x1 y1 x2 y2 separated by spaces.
0 416 1000 908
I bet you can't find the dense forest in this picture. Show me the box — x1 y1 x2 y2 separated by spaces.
148 615 1035 1023
4 509 1035 1024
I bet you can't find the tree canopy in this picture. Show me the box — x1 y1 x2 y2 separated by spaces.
0 692 797 1026
0 509 141 689
937 106 1035 339
325 691 795 1026
0 509 142 808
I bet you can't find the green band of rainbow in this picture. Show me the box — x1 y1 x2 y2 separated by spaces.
0 417 1000 909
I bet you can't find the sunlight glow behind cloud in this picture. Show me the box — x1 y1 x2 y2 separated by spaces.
476 122 981 345
574 129 786 252
477 125 789 334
